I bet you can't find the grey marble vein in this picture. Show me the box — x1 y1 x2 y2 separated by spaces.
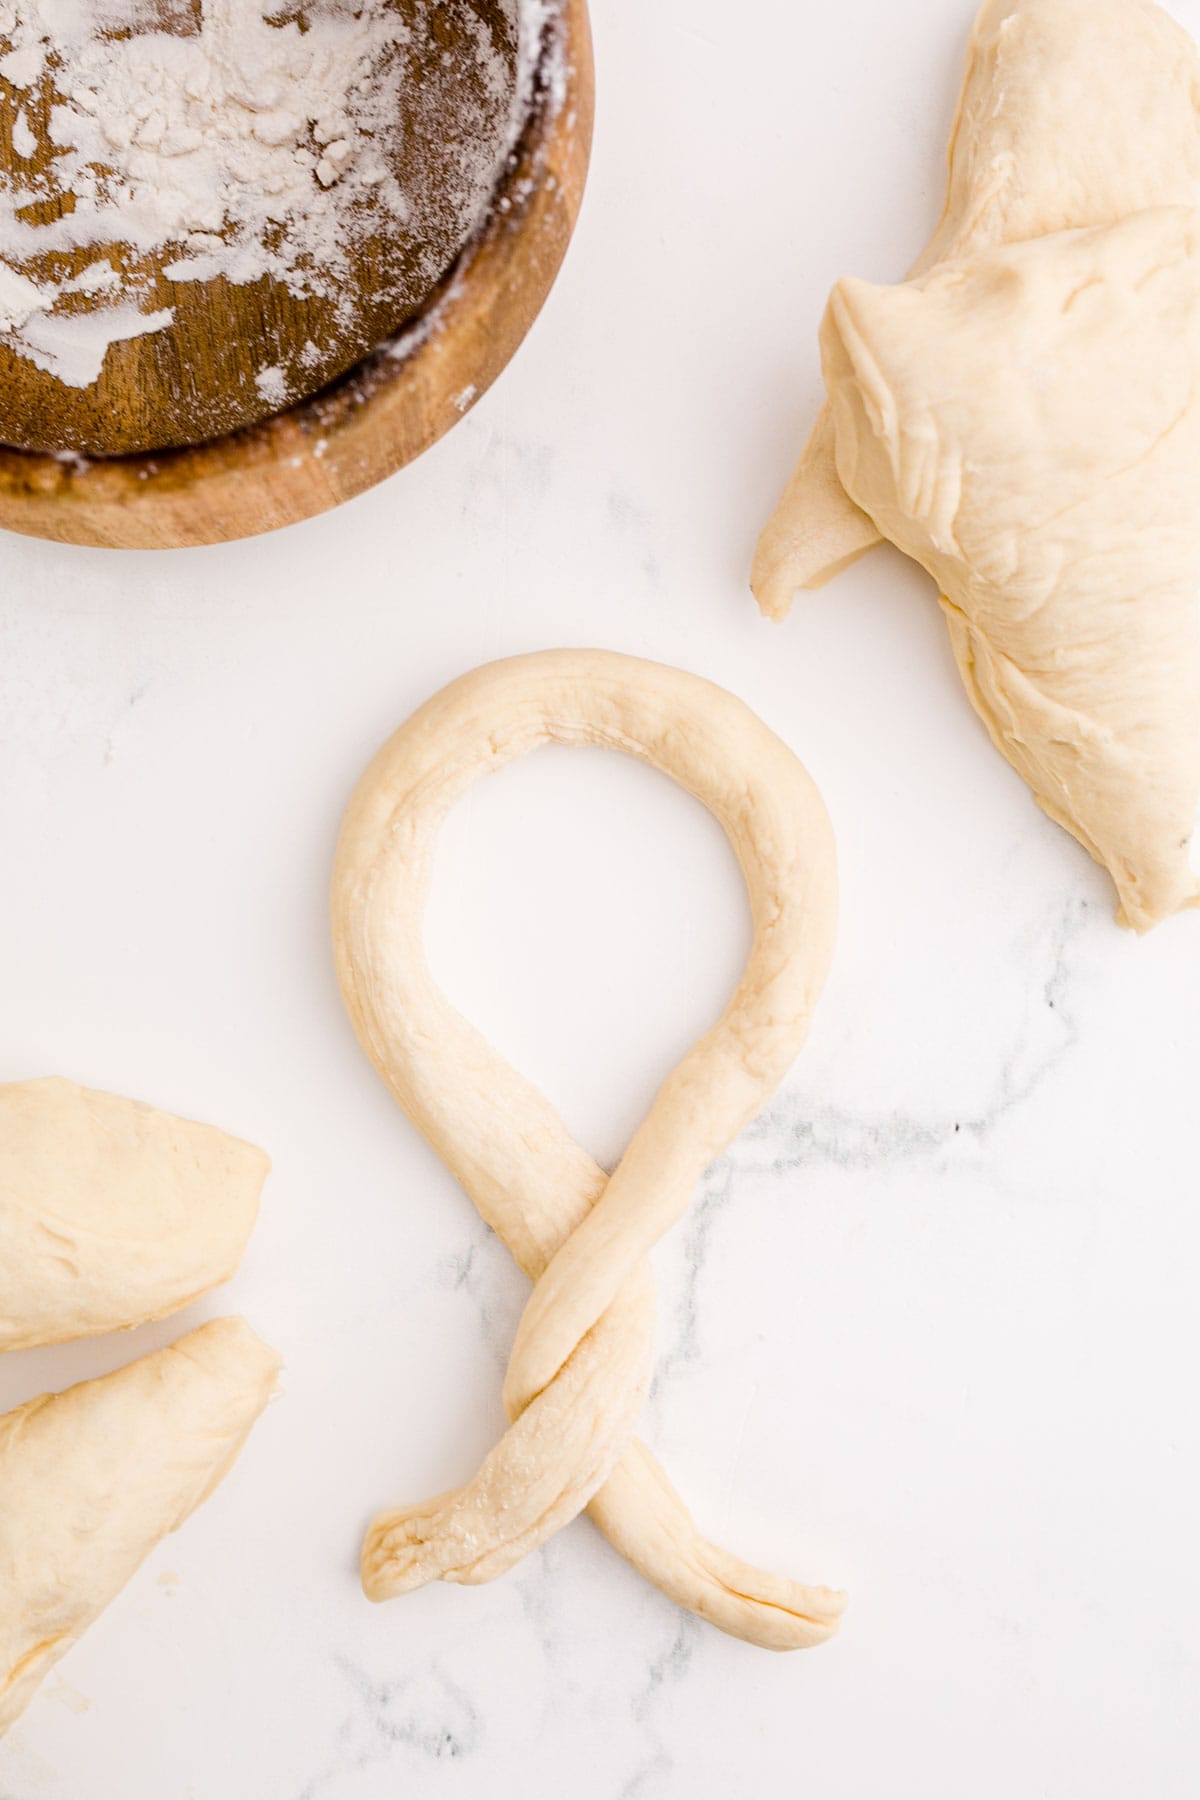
298 1654 483 1799
618 1618 700 1800
651 1160 736 1402
648 894 1092 1402
431 1211 523 1374
744 893 1092 1176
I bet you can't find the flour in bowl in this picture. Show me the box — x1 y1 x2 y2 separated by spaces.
0 0 517 389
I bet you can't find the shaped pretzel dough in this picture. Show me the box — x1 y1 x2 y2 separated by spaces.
753 0 1200 613
333 650 846 1650
0 1078 269 1352
0 1316 280 1738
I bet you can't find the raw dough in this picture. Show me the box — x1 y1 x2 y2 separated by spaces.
821 206 1200 930
751 0 1200 929
0 1316 280 1738
752 0 1200 615
0 1078 269 1351
332 650 846 1650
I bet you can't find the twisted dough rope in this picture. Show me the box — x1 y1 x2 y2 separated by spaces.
331 650 846 1650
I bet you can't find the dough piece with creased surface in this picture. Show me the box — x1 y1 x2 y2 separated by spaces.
821 206 1200 930
752 0 1200 615
0 1316 280 1739
0 1078 269 1352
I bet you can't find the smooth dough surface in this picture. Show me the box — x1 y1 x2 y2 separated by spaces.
0 1316 280 1738
0 1078 269 1352
752 0 1200 616
333 650 846 1649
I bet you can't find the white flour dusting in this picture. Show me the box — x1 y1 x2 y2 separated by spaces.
0 0 518 392
20 298 173 383
254 360 287 406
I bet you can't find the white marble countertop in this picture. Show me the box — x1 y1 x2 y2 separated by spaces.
2 1 1199 1795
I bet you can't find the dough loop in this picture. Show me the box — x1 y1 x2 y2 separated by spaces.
332 650 846 1649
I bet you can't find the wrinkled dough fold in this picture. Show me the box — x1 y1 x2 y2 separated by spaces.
752 0 1200 615
821 207 1200 930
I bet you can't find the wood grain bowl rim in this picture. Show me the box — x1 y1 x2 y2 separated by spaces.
0 0 594 552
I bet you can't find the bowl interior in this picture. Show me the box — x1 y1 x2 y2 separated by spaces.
0 0 524 458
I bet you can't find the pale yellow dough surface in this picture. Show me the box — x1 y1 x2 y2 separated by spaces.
753 0 1200 614
0 1317 280 1739
0 1078 269 1352
752 0 1200 929
824 207 1200 931
332 650 846 1650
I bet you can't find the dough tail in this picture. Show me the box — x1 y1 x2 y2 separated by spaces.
752 405 881 619
362 1276 655 1599
588 1441 846 1650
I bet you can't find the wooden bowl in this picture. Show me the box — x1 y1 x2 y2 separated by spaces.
0 0 593 551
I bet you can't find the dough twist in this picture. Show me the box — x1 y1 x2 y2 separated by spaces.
332 650 846 1649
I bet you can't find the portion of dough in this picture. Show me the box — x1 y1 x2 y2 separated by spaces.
752 0 1200 616
0 1078 269 1352
333 649 846 1650
0 1316 280 1739
822 207 1200 931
